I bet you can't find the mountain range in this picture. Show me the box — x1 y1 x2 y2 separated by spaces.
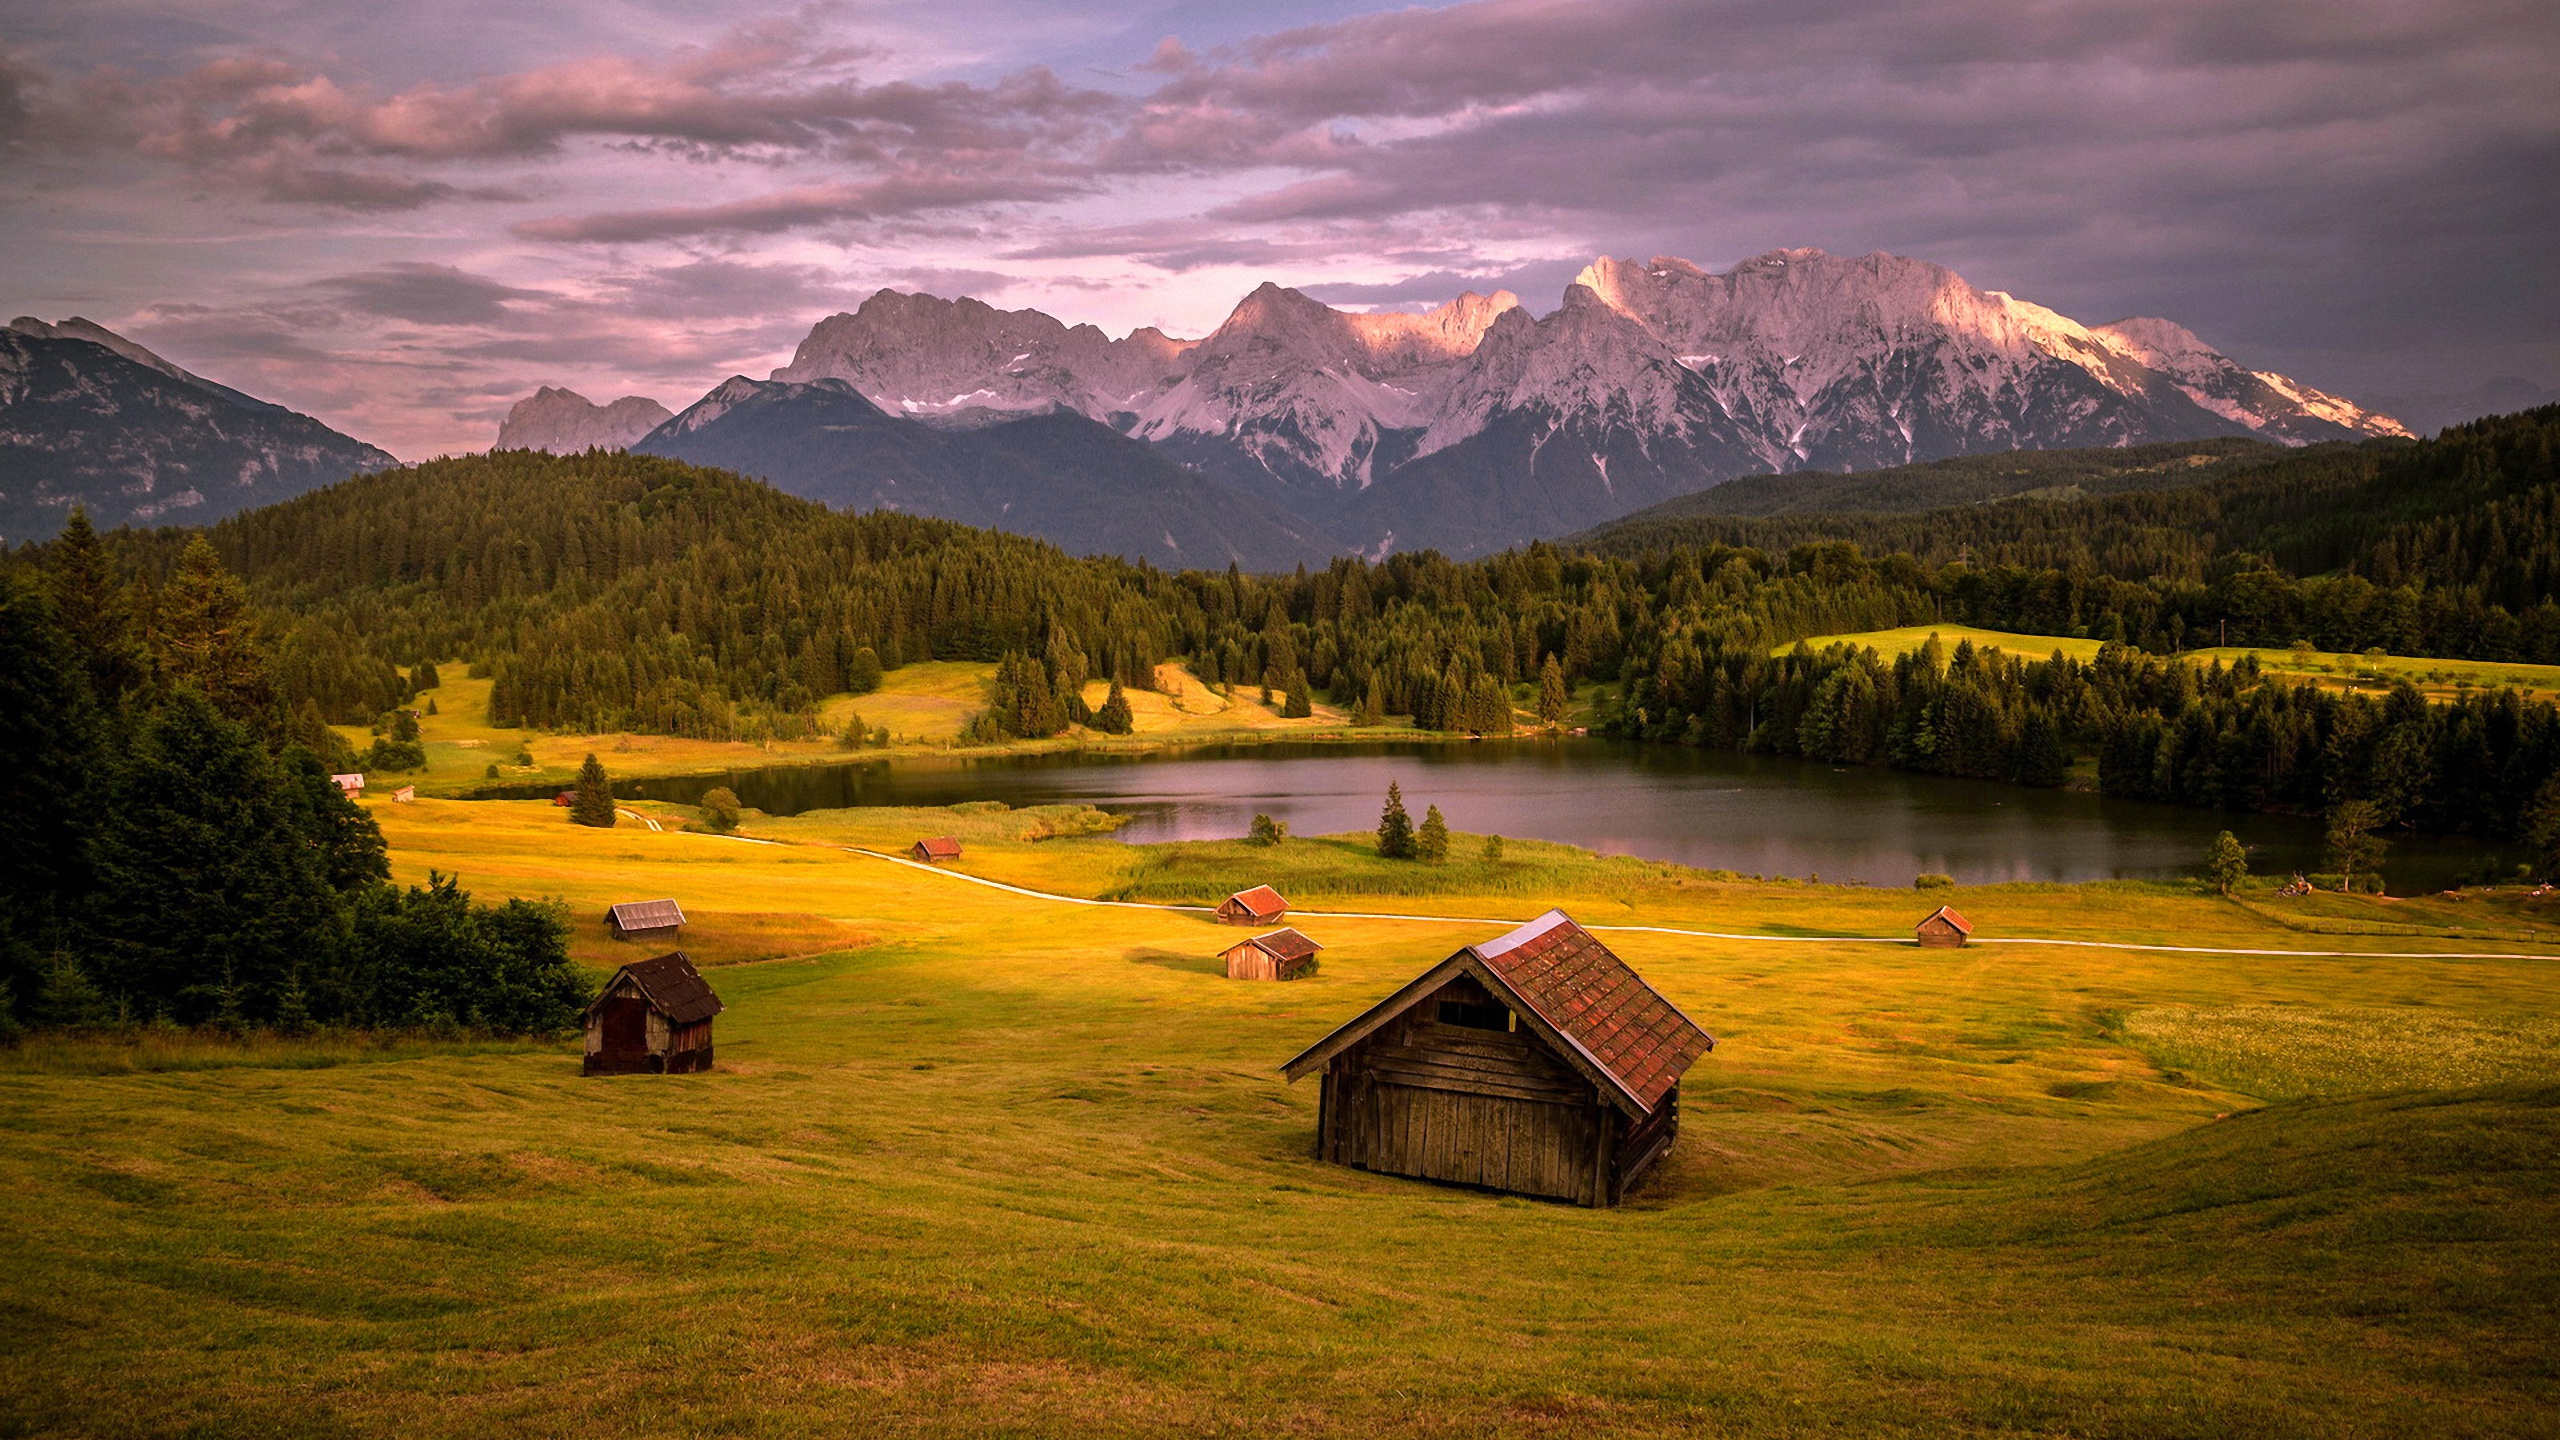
0 317 391 542
610 248 2409 559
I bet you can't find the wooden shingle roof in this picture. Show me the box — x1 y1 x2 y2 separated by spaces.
1244 927 1322 962
590 951 724 1025
913 836 963 859
1279 908 1712 1116
607 899 686 930
1919 904 1973 935
1224 885 1288 918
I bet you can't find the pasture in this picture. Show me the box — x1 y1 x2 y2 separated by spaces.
1794 626 2560 702
3 799 2556 1437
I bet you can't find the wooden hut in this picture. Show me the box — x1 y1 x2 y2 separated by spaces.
1222 927 1322 981
584 951 723 1075
1217 884 1289 926
607 898 686 943
910 836 964 863
331 773 364 796
393 785 416 803
1279 909 1713 1207
1915 904 1973 949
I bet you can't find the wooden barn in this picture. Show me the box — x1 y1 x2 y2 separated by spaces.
331 773 364 796
1915 904 1973 948
1217 884 1289 925
1223 927 1322 981
911 836 964 863
1280 909 1713 1207
583 951 724 1075
607 898 686 943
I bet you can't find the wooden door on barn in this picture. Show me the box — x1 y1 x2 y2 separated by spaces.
600 996 650 1063
1352 1082 1596 1201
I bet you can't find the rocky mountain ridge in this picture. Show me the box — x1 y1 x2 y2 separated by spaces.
0 317 392 541
494 387 673 452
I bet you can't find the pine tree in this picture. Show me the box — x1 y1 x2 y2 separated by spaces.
44 508 143 704
1417 804 1450 862
1538 655 1568 727
0 574 104 967
1097 681 1134 735
1376 780 1415 859
34 952 116 1029
1356 673 1386 727
1282 669 1312 719
2206 830 2248 896
154 536 278 732
571 753 618 828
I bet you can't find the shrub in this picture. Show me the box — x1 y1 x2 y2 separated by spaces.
1247 813 1288 847
364 737 426 773
1482 833 1505 862
699 787 743 834
837 711 868 750
1914 873 1954 889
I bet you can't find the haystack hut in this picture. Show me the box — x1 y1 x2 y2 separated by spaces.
1217 885 1289 926
583 951 723 1075
331 773 364 796
910 836 964 863
1222 927 1322 981
1915 905 1973 949
1279 909 1713 1207
394 785 416 803
607 898 686 944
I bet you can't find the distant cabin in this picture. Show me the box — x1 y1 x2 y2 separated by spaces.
1223 927 1322 981
910 836 963 863
1915 905 1973 949
1217 885 1289 926
584 951 723 1075
553 791 576 807
607 898 687 944
1280 909 1714 1207
331 773 364 796
393 785 416 804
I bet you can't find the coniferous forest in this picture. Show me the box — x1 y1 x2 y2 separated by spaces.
9 407 2560 921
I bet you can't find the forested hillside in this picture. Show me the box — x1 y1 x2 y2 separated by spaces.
21 408 2560 854
1585 438 2281 521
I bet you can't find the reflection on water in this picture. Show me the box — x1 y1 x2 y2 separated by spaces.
478 739 2505 890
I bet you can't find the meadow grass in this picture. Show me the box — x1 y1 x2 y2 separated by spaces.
4 797 2556 1436
2122 1004 2560 1099
1795 626 2560 702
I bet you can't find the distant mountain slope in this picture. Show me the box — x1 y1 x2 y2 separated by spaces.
0 317 393 541
1581 437 2282 526
754 248 2407 557
493 387 671 452
633 376 1338 570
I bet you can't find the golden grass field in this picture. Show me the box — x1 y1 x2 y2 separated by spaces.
4 792 2557 1436
1793 626 2560 702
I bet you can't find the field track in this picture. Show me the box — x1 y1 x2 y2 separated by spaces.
833 844 2560 962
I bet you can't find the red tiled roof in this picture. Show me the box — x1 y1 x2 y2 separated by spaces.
1920 904 1972 934
1245 927 1322 962
913 836 963 859
1223 885 1288 919
1469 910 1712 1113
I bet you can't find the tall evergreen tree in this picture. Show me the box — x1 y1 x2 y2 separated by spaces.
44 508 143 705
154 536 278 735
0 574 105 1012
1377 781 1415 859
1538 655 1568 727
571 753 618 828
1417 804 1451 862
1096 680 1134 735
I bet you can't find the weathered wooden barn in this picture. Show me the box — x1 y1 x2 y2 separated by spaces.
331 773 364 796
583 951 724 1075
1223 927 1322 981
911 836 964 863
1915 905 1973 948
1217 885 1289 925
606 898 686 943
1280 909 1713 1206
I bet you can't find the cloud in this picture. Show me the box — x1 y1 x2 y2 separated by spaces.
513 167 1090 242
317 263 542 324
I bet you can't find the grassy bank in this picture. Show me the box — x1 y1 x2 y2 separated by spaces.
3 798 2556 1436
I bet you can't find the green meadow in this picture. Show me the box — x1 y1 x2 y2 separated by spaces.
4 799 2557 1437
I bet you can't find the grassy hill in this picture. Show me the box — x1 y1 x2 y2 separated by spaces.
3 800 2556 1436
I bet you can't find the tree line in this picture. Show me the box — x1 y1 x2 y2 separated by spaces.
0 524 588 1035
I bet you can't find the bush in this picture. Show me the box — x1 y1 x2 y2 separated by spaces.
699 787 743 834
1482 833 1505 862
365 737 427 773
483 762 500 779
837 711 868 750
1247 813 1288 847
1915 873 1954 889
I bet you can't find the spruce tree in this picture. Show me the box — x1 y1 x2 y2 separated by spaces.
1417 804 1450 862
155 536 278 733
1538 655 1568 727
44 508 143 704
1356 673 1385 727
0 574 105 991
1376 780 1415 859
571 753 618 828
1282 670 1312 719
1098 681 1134 735
2206 830 2248 896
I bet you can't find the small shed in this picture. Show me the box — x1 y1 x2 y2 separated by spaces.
607 898 687 943
1280 909 1714 1207
553 791 576 807
1223 927 1323 981
584 951 723 1075
393 785 417 803
1915 904 1973 948
1217 884 1289 925
910 836 964 863
331 773 364 795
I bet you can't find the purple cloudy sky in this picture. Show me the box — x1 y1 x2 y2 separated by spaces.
3 0 2553 457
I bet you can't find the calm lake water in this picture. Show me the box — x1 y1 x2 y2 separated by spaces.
483 739 2503 891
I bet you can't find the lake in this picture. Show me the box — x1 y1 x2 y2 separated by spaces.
483 739 2503 890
